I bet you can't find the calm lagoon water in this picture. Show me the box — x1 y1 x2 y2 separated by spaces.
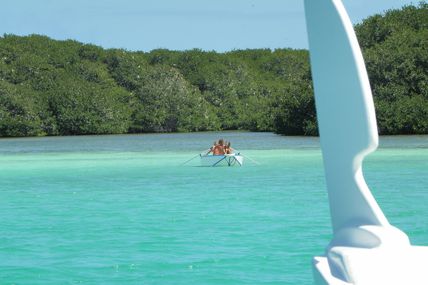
1 132 427 284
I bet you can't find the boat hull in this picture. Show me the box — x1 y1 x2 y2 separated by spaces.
200 154 244 167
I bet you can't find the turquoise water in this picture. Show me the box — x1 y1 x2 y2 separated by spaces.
0 132 427 284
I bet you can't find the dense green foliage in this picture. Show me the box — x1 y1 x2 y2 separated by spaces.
0 3 426 137
355 3 428 134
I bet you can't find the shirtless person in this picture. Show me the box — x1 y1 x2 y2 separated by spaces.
224 142 234 154
207 141 217 154
213 139 225 155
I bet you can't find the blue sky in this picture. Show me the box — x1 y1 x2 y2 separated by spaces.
0 0 418 52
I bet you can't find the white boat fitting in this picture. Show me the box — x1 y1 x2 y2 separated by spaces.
304 0 428 284
199 153 244 167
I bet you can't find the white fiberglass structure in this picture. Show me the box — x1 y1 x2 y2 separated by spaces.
303 0 428 284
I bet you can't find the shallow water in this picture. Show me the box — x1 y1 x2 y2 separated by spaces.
0 132 427 284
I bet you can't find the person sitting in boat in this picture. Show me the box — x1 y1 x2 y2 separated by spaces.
206 141 217 155
225 142 234 154
223 140 228 153
213 139 225 155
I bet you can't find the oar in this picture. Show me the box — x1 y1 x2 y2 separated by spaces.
234 149 260 165
181 148 210 166
243 154 260 165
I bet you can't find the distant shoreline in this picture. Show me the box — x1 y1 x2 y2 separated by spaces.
1 130 428 140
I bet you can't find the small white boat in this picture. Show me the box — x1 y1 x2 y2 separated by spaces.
200 153 244 167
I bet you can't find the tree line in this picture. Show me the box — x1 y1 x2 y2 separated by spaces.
0 3 426 137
